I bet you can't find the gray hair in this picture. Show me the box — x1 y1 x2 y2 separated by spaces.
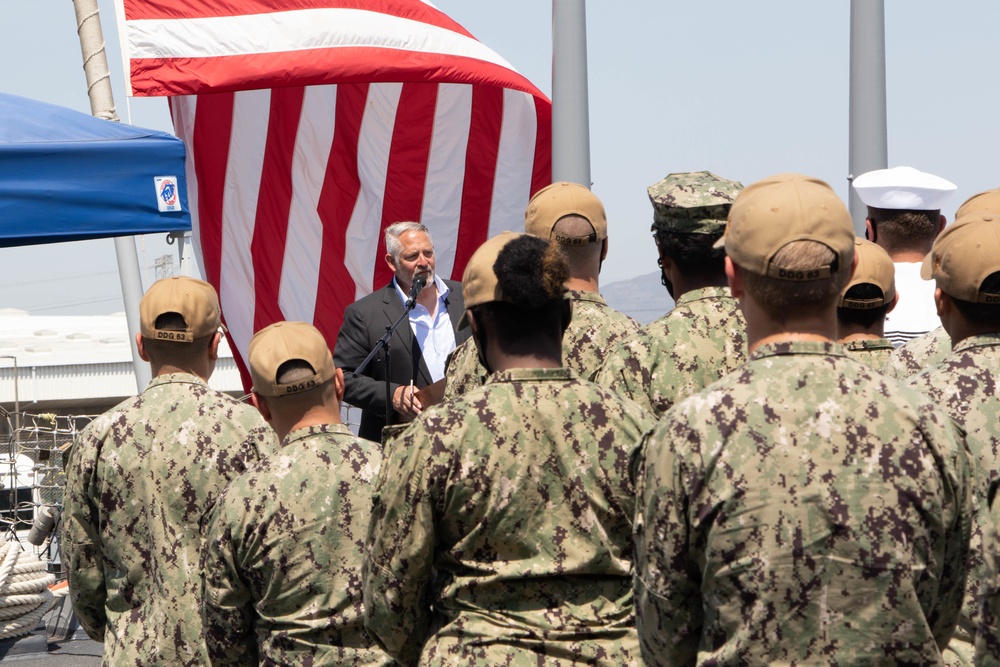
385 222 432 260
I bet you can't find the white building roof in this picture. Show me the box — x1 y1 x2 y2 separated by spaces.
0 309 244 408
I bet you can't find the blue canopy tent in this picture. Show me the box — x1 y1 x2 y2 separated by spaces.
0 92 190 247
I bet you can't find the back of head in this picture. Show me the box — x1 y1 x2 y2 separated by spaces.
463 232 570 342
524 182 606 278
139 276 222 365
852 166 956 254
250 321 337 412
921 212 1000 328
837 238 896 329
648 171 743 277
723 173 855 322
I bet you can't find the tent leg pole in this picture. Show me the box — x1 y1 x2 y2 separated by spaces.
115 237 152 391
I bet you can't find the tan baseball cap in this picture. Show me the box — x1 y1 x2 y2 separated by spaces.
139 276 223 343
718 173 855 281
249 321 336 397
462 232 522 315
524 182 607 245
921 212 1000 303
954 187 1000 220
839 238 896 309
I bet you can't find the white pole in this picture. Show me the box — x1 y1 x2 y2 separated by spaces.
551 0 591 188
73 0 151 392
848 0 888 235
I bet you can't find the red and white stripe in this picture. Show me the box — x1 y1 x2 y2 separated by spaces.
124 1 552 380
115 0 544 98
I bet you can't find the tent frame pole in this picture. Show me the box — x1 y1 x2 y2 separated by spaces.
73 0 150 392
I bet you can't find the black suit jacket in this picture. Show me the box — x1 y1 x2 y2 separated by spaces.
333 279 470 442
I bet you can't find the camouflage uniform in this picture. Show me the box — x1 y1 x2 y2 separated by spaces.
364 367 654 666
62 373 279 666
884 326 952 379
842 336 895 370
443 290 640 400
635 341 971 666
202 424 391 667
593 286 747 417
908 334 1000 665
976 497 1000 667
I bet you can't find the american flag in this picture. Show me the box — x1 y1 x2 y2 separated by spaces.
116 0 552 380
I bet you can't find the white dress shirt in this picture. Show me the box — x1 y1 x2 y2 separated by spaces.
393 274 456 381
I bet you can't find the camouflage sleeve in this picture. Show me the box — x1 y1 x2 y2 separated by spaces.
633 420 702 667
593 337 655 415
929 413 974 650
363 425 438 666
201 492 258 667
442 337 488 402
61 422 108 642
230 400 280 462
976 484 1000 667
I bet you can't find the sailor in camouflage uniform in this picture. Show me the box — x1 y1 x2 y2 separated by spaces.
634 173 971 666
62 276 279 666
594 171 747 416
443 182 639 400
200 321 391 667
365 233 654 666
904 214 1000 666
885 188 1000 380
836 237 898 369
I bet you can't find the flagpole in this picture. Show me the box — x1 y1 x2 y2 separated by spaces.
551 0 591 188
848 0 888 235
73 0 151 392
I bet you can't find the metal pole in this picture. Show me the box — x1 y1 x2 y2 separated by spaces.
848 0 888 235
1 356 19 448
551 0 592 188
169 231 198 278
73 0 151 391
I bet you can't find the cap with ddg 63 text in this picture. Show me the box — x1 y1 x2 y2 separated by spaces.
525 182 607 245
921 212 1000 304
139 276 223 343
648 171 744 235
717 173 855 281
249 321 336 397
839 238 896 309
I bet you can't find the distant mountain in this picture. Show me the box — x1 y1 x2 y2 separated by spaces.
601 271 674 325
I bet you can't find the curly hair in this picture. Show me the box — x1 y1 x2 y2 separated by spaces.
472 235 570 341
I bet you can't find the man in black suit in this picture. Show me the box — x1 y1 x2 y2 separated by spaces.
334 221 469 442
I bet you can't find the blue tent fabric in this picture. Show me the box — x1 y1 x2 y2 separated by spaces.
0 92 190 248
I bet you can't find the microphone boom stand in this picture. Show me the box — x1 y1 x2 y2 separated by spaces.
353 292 421 438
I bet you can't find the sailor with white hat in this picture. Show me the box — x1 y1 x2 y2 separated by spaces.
851 166 957 346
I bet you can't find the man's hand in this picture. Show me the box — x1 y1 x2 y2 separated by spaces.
392 384 423 421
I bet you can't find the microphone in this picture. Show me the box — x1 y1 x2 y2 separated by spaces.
405 274 428 309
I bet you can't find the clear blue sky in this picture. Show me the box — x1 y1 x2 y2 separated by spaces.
1 0 996 314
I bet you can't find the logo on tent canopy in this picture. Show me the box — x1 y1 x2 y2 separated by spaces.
154 176 181 213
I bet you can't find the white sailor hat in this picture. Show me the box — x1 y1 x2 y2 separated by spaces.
852 166 957 211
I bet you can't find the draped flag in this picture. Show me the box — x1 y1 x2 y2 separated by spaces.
115 0 552 382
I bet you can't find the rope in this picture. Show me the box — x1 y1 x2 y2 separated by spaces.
0 540 57 641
